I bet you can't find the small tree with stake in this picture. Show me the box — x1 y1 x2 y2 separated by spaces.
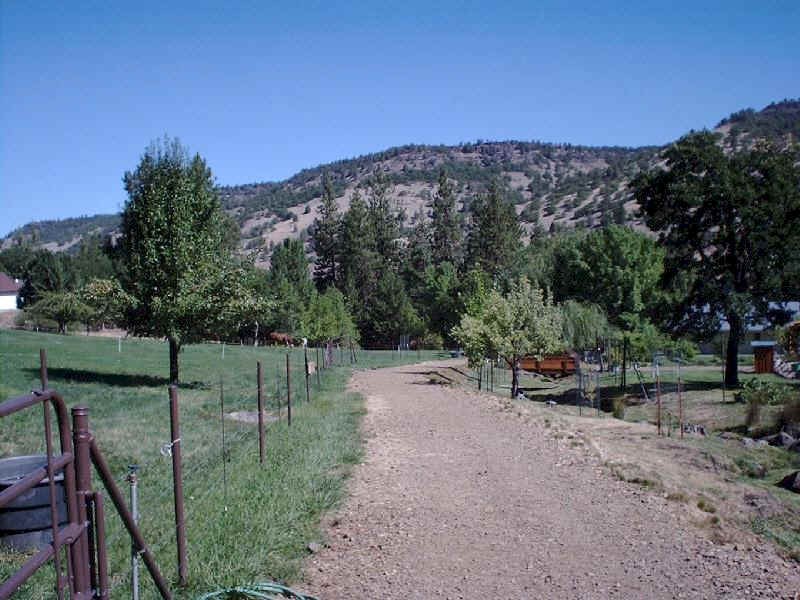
453 277 564 398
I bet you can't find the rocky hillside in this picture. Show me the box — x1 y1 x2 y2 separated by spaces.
4 99 798 261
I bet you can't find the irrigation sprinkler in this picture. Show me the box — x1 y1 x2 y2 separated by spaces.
127 465 140 600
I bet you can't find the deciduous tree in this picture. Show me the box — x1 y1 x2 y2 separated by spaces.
453 277 564 398
119 137 241 384
632 132 800 385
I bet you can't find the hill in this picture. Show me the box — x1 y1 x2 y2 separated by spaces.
4 99 798 262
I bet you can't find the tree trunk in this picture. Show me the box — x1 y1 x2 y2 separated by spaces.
254 321 259 347
511 359 520 399
169 337 180 385
725 315 741 387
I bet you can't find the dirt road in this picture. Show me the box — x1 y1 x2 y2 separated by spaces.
301 360 799 599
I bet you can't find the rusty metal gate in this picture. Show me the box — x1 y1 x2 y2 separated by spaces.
0 351 171 600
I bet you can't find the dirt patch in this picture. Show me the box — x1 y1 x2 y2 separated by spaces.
226 411 279 425
300 359 799 599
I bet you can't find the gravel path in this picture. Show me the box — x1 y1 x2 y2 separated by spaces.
301 360 799 599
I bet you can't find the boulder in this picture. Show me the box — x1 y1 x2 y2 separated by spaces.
777 471 800 494
770 431 797 449
782 422 800 439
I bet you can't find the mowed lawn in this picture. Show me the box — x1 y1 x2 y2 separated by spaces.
0 329 440 599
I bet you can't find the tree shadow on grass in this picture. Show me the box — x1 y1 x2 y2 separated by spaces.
25 367 208 390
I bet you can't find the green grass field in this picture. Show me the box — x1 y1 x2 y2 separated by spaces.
0 329 441 599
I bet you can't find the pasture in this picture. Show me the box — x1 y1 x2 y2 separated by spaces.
0 329 440 599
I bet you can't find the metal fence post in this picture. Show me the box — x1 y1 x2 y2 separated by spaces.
315 346 321 387
286 353 292 427
70 407 96 600
257 361 265 464
656 364 662 436
127 466 140 600
678 362 683 440
304 347 310 403
168 386 188 586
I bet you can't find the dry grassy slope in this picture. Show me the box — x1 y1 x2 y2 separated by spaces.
228 142 656 266
5 99 798 262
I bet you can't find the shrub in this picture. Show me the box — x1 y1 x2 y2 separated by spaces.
778 396 800 433
613 397 626 420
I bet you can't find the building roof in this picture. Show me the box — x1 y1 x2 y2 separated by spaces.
751 341 777 348
0 273 22 294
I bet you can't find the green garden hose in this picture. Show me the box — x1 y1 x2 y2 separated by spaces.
196 582 319 600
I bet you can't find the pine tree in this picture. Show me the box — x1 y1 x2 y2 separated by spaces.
312 172 340 290
338 190 379 329
431 169 462 266
402 209 433 310
465 179 523 282
366 170 402 267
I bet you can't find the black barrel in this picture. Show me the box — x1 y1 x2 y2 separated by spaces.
0 455 67 551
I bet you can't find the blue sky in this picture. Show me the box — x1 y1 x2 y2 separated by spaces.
1 1 798 235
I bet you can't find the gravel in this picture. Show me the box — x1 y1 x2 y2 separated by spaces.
300 360 800 599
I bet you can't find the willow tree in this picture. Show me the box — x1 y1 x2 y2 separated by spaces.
453 277 564 398
119 137 240 384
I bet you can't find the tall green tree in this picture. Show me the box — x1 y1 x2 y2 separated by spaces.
17 250 77 308
312 172 340 290
268 238 313 334
420 262 461 345
362 270 423 346
552 225 665 329
632 132 800 385
465 179 523 283
302 287 359 345
366 170 403 268
431 169 462 266
338 189 380 330
119 137 241 384
401 209 433 311
29 291 92 334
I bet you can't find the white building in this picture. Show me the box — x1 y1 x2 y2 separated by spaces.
0 272 22 311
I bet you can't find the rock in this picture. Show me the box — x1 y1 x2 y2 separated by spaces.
776 471 800 494
782 422 800 439
307 542 323 553
742 437 756 448
772 432 798 448
718 431 738 440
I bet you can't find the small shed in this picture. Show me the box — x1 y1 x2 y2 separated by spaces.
0 273 22 311
751 341 777 374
